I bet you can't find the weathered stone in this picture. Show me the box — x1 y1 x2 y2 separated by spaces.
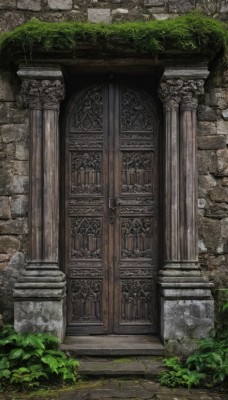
15 142 29 161
208 88 228 109
198 239 207 253
144 0 165 5
222 108 228 120
198 121 217 135
217 120 228 138
0 219 28 235
199 217 221 250
205 203 228 219
0 236 20 254
11 195 28 218
218 148 228 176
0 72 16 101
198 151 217 174
88 8 111 23
0 197 11 220
13 161 29 176
198 136 226 150
221 218 228 239
0 164 13 195
161 298 214 340
209 186 228 203
6 143 15 158
169 0 195 13
222 177 228 186
1 124 28 144
0 11 25 31
0 0 16 8
198 174 216 197
197 105 217 121
221 0 228 12
198 198 206 209
17 0 41 11
12 175 29 194
47 0 72 10
0 103 28 125
150 13 169 19
112 8 129 14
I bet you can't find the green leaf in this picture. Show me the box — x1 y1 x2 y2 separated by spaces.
9 348 24 360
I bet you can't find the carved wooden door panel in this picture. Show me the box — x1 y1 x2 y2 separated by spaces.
65 79 158 335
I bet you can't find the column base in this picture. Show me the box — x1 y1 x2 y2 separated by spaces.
13 262 66 341
158 264 214 351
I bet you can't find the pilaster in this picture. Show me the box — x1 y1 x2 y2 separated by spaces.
158 66 214 345
13 67 66 340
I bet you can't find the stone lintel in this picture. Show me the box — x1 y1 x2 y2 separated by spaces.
17 65 63 80
162 65 209 81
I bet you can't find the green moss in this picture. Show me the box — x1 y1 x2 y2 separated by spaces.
0 12 227 63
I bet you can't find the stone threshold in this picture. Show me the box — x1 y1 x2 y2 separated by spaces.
60 335 166 356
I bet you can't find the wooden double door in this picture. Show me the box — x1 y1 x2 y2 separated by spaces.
64 77 159 335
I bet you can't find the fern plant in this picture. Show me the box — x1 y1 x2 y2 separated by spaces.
0 325 79 390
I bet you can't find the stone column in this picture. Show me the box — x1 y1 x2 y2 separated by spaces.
158 67 214 350
13 67 66 340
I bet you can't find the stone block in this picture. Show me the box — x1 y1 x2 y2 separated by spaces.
218 148 228 176
222 109 228 120
209 186 228 203
221 218 228 239
0 11 25 31
198 174 216 197
199 217 221 251
14 299 66 340
198 136 226 150
217 120 228 136
205 203 228 219
48 0 72 10
144 0 165 5
0 235 20 254
0 164 13 195
198 150 217 174
0 72 16 101
112 8 129 15
11 195 28 218
12 175 29 194
169 0 195 13
13 161 29 176
0 104 28 125
197 105 217 121
15 142 29 161
17 0 41 11
1 124 28 144
88 8 111 23
0 197 11 220
0 0 16 8
0 219 28 235
221 0 228 12
198 121 217 135
160 297 214 341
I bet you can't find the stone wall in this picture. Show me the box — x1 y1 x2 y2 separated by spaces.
0 0 227 324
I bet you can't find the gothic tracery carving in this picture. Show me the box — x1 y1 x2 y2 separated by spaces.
70 85 103 131
121 217 152 259
121 151 153 193
71 152 102 194
70 279 102 322
71 217 102 259
121 85 154 131
121 279 153 322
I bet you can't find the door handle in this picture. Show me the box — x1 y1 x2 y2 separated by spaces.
109 198 116 224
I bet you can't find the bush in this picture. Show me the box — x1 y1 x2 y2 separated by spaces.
0 325 79 391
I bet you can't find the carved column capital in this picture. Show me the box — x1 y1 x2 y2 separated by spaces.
158 79 183 109
180 79 204 110
19 78 65 110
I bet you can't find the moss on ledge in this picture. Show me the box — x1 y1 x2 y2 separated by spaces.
0 12 227 64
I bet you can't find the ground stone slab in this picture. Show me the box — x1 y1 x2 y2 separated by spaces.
88 8 112 23
17 0 41 11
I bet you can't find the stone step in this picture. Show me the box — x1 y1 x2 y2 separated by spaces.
61 335 166 356
77 356 166 378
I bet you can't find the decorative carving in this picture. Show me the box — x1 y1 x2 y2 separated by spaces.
120 269 153 278
121 279 153 322
121 85 154 132
121 218 152 259
68 268 103 278
70 279 102 322
70 85 103 131
20 79 64 109
69 140 103 149
69 206 103 215
159 79 205 109
71 217 102 259
121 140 154 149
120 206 153 215
71 152 102 194
69 198 103 205
121 152 153 193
